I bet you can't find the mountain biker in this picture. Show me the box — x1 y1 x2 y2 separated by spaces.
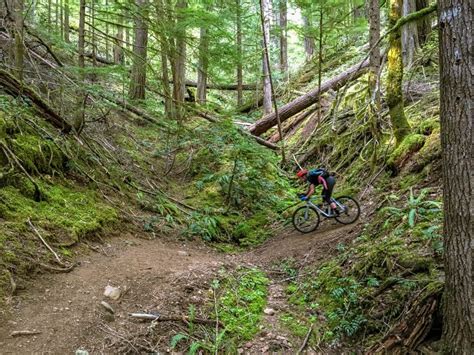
297 168 339 216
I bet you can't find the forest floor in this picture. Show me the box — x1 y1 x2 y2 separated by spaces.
0 214 364 354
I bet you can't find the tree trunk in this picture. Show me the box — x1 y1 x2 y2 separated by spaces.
368 0 381 93
47 0 51 31
197 24 209 104
438 1 473 352
129 0 148 100
279 0 288 80
77 0 86 76
387 0 411 145
235 0 243 106
303 15 315 61
261 0 272 115
248 58 370 136
13 0 24 81
172 0 187 121
105 0 110 60
402 0 419 67
64 0 69 42
415 0 431 45
113 12 124 64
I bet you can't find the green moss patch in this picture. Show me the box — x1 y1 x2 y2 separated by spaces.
388 134 426 170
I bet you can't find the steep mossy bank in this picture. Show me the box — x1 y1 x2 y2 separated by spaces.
0 103 119 302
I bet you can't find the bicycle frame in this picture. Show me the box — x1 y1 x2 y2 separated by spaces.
303 197 346 218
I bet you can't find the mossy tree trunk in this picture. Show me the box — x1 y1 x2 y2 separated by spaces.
387 0 411 145
438 0 473 352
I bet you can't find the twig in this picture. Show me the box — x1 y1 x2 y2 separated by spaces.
128 313 224 327
296 323 314 355
10 330 41 337
27 219 62 264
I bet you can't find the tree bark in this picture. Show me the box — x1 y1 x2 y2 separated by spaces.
197 24 209 104
261 0 272 115
129 0 148 100
279 0 288 80
438 0 473 352
387 0 411 145
248 58 370 136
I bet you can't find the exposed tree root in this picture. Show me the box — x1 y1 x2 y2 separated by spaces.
367 287 442 354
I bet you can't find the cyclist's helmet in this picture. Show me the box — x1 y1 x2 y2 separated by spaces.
296 169 308 178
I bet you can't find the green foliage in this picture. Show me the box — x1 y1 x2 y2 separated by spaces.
215 268 269 343
181 119 292 244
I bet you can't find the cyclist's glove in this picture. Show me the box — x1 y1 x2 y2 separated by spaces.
299 195 308 201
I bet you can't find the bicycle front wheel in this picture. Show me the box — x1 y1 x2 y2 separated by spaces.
334 196 360 224
292 206 320 233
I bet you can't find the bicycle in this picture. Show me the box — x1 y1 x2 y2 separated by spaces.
292 195 361 233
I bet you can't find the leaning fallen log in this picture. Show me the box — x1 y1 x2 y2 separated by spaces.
248 58 370 136
0 69 72 133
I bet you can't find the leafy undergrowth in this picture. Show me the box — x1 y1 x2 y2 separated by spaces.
170 267 269 353
280 184 443 350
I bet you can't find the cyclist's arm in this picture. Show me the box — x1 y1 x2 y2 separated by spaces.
305 184 315 199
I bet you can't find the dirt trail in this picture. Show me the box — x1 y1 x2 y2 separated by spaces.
0 219 362 354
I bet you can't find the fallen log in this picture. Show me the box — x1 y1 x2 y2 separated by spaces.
0 69 72 132
248 58 370 136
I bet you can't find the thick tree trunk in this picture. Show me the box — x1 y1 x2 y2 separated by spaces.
261 0 272 115
197 25 209 104
235 0 243 106
387 0 411 145
279 0 288 80
129 0 148 100
402 0 419 67
438 1 473 352
248 58 370 136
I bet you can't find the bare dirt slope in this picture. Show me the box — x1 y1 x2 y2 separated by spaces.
0 218 363 354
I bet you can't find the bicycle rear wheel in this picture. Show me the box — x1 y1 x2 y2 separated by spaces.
292 206 320 233
334 196 360 224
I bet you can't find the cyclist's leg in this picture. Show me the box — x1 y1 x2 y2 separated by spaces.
323 176 337 214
